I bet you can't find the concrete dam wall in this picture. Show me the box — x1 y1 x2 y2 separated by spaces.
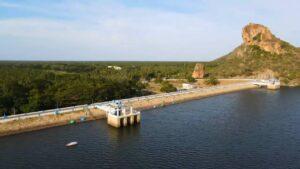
0 82 257 137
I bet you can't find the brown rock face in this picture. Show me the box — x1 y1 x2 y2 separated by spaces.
242 23 283 54
192 63 205 79
254 69 277 79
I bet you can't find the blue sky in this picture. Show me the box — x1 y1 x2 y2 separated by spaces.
0 0 299 61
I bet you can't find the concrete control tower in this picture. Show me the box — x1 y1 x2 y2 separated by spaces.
105 101 141 128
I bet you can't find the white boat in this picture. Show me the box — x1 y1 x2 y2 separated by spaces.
65 141 78 147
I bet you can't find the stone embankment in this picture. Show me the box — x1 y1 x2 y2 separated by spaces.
0 82 257 137
126 82 256 110
0 108 105 137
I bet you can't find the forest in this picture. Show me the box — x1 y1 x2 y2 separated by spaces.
0 61 196 115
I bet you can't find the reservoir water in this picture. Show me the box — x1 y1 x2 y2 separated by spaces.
0 88 299 169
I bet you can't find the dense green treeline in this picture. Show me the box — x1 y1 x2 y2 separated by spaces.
0 61 196 115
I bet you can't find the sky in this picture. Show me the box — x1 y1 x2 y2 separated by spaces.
0 0 299 61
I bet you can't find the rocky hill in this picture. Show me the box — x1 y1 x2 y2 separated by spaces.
206 23 300 86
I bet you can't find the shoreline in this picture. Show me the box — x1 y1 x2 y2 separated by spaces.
0 82 257 137
0 109 106 137
126 82 257 111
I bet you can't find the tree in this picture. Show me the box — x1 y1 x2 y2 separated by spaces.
204 77 220 86
0 61 199 114
0 95 14 115
160 81 177 93
187 76 196 83
154 76 163 83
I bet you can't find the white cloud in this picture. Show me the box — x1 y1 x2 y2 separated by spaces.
0 0 299 61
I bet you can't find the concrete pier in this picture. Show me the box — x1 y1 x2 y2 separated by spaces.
107 113 140 128
130 116 134 125
107 113 141 128
104 102 141 128
252 79 280 90
267 84 280 90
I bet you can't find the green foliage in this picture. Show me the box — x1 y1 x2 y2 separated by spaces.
280 41 295 51
282 78 290 85
0 61 196 115
186 76 196 83
253 33 262 42
154 75 163 84
241 68 253 76
204 77 220 86
160 81 177 93
206 44 299 84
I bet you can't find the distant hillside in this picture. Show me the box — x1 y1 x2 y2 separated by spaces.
206 23 300 86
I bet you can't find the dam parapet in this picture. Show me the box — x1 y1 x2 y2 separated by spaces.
1 82 257 136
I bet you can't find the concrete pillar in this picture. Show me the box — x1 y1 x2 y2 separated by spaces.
123 117 128 127
116 108 119 116
107 114 121 128
136 114 141 123
267 84 280 90
107 108 140 128
130 116 135 125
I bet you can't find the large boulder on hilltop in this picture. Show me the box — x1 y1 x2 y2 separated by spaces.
192 63 205 79
242 23 284 54
208 23 299 86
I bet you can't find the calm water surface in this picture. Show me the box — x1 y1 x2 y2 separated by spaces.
0 88 300 169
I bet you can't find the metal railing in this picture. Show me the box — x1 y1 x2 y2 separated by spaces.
119 82 254 103
0 82 254 123
0 105 88 123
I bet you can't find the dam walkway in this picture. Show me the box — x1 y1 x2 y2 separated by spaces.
0 81 257 123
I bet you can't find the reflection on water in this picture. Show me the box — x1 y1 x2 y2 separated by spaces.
0 87 299 169
107 124 141 143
